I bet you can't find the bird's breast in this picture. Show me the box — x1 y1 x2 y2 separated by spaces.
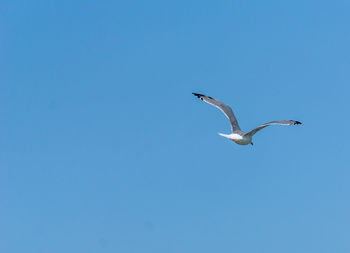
229 133 243 140
230 134 251 145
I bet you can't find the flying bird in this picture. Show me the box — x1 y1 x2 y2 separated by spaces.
192 93 301 145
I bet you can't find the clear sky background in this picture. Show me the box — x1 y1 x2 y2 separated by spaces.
1 1 350 252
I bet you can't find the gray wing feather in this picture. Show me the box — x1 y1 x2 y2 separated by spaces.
246 120 302 137
192 93 241 132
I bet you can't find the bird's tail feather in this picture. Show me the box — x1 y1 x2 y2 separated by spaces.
218 133 231 139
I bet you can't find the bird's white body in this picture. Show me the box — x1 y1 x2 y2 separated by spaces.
218 133 252 145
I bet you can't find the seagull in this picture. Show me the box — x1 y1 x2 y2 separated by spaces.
192 93 301 145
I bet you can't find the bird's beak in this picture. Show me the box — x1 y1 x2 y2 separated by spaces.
251 142 254 145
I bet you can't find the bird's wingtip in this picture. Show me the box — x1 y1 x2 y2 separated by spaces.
294 121 302 125
192 93 214 100
192 92 202 98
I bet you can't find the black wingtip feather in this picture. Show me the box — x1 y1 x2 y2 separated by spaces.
192 92 214 100
192 92 203 98
294 121 302 125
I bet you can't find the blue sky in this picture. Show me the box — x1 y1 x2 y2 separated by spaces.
1 0 349 252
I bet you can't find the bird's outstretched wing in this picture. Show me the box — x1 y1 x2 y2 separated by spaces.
245 120 302 137
192 93 241 132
